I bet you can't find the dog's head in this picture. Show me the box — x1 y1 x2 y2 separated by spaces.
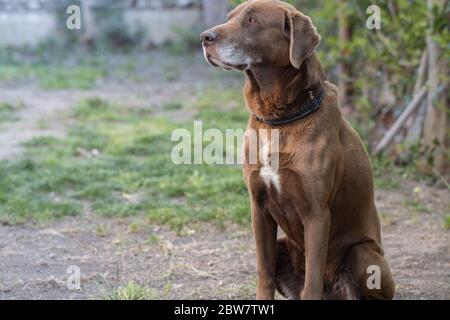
201 0 321 71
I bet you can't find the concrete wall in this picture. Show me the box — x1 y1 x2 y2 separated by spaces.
0 12 57 46
0 4 201 47
124 8 201 46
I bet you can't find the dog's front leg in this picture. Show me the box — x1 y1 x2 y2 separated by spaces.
301 212 330 300
252 205 278 300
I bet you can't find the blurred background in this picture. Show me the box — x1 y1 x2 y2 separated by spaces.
0 0 448 174
0 0 448 300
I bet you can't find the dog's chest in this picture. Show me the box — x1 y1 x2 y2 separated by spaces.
242 129 292 197
259 136 282 194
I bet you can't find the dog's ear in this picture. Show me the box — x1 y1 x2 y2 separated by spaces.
284 11 321 69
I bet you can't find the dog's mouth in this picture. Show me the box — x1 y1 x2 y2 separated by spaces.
203 44 249 71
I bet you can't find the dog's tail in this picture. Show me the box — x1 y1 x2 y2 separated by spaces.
275 237 304 299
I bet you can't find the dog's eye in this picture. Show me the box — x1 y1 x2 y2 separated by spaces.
248 17 256 24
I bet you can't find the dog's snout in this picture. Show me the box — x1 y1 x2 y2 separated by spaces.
200 30 218 44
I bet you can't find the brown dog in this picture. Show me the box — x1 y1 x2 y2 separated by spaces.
201 0 395 300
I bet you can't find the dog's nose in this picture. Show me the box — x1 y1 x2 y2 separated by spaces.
200 30 218 43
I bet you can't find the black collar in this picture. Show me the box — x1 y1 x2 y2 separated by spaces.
255 89 326 126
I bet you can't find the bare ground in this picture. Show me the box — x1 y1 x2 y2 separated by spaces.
0 52 448 300
0 183 448 300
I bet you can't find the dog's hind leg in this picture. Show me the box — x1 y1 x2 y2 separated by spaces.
345 242 395 300
274 238 304 299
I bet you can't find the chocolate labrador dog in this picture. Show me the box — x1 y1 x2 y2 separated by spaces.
201 0 394 300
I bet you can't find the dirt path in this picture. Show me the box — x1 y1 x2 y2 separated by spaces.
0 217 256 299
379 183 450 299
0 182 448 300
0 86 191 160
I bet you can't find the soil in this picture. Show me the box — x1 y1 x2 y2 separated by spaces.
0 184 448 300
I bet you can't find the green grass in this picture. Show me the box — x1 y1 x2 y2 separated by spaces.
372 156 401 190
104 282 159 300
403 198 430 215
0 102 22 123
162 101 183 111
146 233 160 245
444 214 450 230
95 224 111 237
0 64 107 89
0 90 250 230
0 45 108 89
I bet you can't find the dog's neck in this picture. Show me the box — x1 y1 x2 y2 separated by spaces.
244 52 325 121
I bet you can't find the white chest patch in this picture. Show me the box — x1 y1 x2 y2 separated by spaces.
259 135 281 194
